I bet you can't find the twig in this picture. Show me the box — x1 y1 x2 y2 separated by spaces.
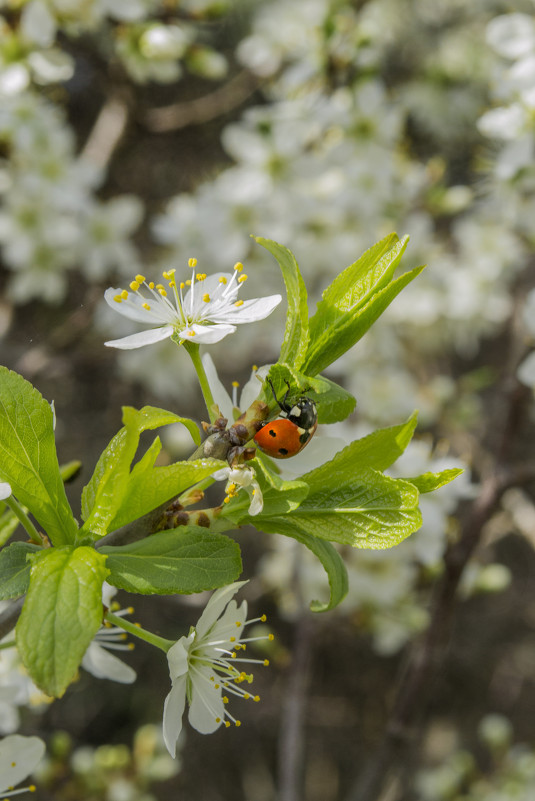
278 613 315 801
143 70 260 132
81 95 130 171
0 597 24 640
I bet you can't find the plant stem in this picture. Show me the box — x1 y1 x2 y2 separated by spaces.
5 497 42 545
106 611 175 653
183 341 218 423
0 639 16 651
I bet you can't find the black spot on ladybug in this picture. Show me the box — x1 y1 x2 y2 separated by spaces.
278 448 289 455
268 428 277 437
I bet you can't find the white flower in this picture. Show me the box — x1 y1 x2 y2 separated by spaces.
0 483 11 501
215 465 264 516
201 352 270 421
104 259 281 349
81 584 136 684
0 734 45 796
163 581 271 757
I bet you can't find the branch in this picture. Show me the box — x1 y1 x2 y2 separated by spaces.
81 95 130 171
143 70 261 132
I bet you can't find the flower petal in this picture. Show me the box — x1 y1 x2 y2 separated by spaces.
177 323 236 344
195 581 248 640
209 294 282 324
201 353 235 421
0 482 12 501
105 326 174 349
81 643 136 684
162 675 187 758
104 287 159 323
189 670 225 733
0 734 45 793
167 634 193 680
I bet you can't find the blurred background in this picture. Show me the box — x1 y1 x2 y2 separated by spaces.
1 0 535 799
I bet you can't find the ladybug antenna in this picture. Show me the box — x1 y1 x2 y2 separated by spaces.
266 377 292 413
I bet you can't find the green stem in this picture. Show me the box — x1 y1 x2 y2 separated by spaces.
0 639 16 651
183 341 218 423
106 610 175 653
5 496 42 545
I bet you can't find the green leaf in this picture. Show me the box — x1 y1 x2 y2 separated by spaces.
254 237 309 370
405 468 464 494
81 406 200 538
16 546 109 697
280 529 348 612
255 469 421 549
101 527 242 594
302 375 356 424
0 367 78 546
0 505 20 546
0 542 42 599
108 442 225 531
302 236 425 375
314 413 418 474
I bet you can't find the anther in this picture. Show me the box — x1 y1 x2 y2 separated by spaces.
114 295 122 303
219 276 227 284
120 290 129 300
148 282 155 289
235 720 241 727
203 293 210 302
260 614 267 622
234 300 244 307
188 330 196 337
234 262 244 271
135 274 146 283
142 303 151 310
238 274 248 283
129 281 140 291
188 257 197 268
263 659 269 666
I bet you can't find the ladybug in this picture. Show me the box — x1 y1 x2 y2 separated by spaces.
254 380 318 459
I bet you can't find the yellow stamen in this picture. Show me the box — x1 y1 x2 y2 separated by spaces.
219 276 227 284
238 274 248 283
148 281 155 289
234 262 244 272
225 721 231 728
252 365 258 371
254 695 260 702
142 303 151 310
235 720 241 727
129 280 140 291
113 294 122 303
263 659 269 666
120 289 129 300
230 636 236 642
235 621 242 628
180 282 185 289
232 381 240 388
203 293 210 302
235 300 244 307
158 288 167 297
268 633 274 641
223 696 229 704
197 273 207 281
188 257 197 268
135 274 145 283
216 717 221 723
186 279 192 286
187 330 196 337
223 497 230 504
260 614 266 622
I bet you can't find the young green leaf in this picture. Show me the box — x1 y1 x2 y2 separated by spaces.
313 413 418 474
254 469 422 549
279 529 348 612
107 444 225 531
0 542 41 600
0 367 78 546
16 546 109 697
0 505 20 547
101 527 242 594
262 364 356 424
254 237 309 370
81 406 200 538
404 468 464 494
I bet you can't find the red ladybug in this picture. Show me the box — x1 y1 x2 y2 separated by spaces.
254 380 318 459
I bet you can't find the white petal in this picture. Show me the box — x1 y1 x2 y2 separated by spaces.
104 287 165 324
189 672 225 733
201 353 234 421
20 0 56 47
162 676 187 757
177 323 236 344
0 734 45 793
209 294 282 324
166 635 193 680
239 364 271 410
105 326 174 349
0 482 12 501
182 273 234 315
248 482 263 516
81 643 136 684
195 581 248 640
